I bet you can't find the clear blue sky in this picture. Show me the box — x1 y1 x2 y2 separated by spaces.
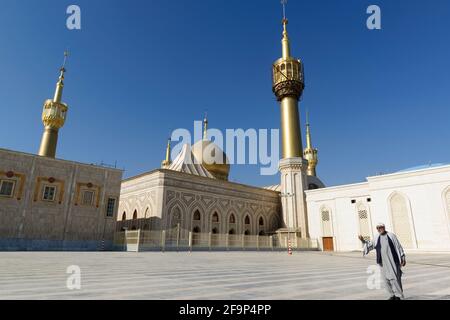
1 0 449 187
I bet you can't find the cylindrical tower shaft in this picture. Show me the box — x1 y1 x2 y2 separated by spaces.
280 96 302 158
38 128 59 158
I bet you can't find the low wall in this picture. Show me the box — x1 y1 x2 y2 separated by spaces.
0 238 113 251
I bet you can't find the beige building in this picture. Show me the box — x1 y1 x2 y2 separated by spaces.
117 145 282 237
0 148 122 250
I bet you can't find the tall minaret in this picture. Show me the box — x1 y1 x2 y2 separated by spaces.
273 1 310 238
38 52 69 158
203 113 208 140
303 111 319 176
161 138 172 168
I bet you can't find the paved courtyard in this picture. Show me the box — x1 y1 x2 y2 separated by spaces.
1 251 449 300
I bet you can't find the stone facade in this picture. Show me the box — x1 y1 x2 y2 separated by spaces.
306 164 450 252
0 148 123 250
117 169 282 237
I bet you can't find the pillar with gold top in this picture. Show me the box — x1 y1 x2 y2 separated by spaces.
273 2 310 239
38 52 69 158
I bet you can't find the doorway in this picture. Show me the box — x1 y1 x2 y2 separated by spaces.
322 237 334 251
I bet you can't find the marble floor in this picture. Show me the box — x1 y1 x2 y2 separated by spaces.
0 251 449 300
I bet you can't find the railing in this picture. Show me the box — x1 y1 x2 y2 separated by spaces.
113 228 319 252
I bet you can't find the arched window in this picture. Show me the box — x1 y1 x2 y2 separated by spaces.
244 215 250 225
193 226 201 233
445 188 450 220
357 203 371 241
390 193 414 249
121 212 126 221
259 217 264 226
286 62 293 78
133 210 137 220
228 229 235 235
229 213 236 224
144 207 150 218
193 210 201 221
212 228 219 234
171 207 181 228
212 212 219 223
321 207 333 237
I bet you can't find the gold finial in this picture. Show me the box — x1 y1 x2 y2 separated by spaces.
54 51 69 103
281 0 287 20
303 110 318 176
203 113 208 140
161 138 172 168
281 0 290 58
306 109 312 149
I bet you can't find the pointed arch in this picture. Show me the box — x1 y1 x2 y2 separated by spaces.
269 213 280 231
388 192 416 249
256 213 266 235
443 186 450 221
193 210 201 221
356 201 372 241
169 205 182 228
212 212 219 222
228 212 236 224
258 216 265 226
121 211 127 221
144 207 150 218
165 200 187 229
189 205 204 232
132 210 138 220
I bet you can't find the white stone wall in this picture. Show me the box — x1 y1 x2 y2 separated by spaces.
306 165 450 252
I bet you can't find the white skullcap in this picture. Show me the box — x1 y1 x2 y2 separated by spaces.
376 222 385 228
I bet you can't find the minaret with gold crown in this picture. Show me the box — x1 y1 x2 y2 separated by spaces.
161 138 172 168
303 111 319 177
273 1 310 238
38 52 69 158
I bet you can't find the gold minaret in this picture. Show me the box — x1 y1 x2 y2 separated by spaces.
303 111 318 176
275 1 310 238
203 114 208 140
272 5 305 159
38 52 69 158
161 138 172 168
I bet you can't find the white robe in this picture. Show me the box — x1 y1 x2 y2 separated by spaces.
362 232 406 298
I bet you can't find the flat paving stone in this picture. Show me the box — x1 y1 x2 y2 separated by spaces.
0 251 449 300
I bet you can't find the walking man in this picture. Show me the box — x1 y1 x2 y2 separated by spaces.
358 223 406 300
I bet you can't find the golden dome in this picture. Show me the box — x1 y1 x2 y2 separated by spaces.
192 140 230 181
